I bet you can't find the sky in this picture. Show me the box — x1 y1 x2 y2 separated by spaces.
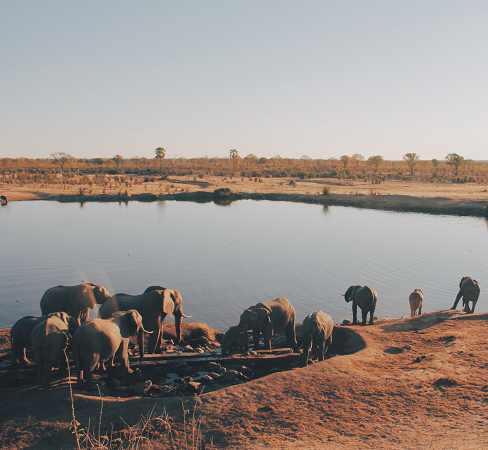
1 1 487 161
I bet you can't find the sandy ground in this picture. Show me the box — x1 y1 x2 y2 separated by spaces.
2 175 488 202
1 310 488 449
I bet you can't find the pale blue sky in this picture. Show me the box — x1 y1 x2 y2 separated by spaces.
1 1 487 161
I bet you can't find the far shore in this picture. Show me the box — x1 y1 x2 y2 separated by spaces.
2 176 488 217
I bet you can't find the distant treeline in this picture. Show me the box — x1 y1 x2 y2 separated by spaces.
1 152 487 184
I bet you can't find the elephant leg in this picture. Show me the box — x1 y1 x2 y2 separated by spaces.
262 327 272 350
471 301 477 314
317 340 326 362
41 361 53 390
418 305 422 315
146 327 160 354
352 301 358 325
253 329 260 350
118 341 132 376
323 335 332 357
33 348 44 385
361 308 368 326
368 307 375 325
83 355 99 391
302 339 312 366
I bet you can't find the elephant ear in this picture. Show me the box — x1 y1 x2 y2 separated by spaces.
78 284 96 309
127 310 143 335
460 277 468 288
94 285 111 304
162 290 175 318
254 307 271 328
171 290 184 316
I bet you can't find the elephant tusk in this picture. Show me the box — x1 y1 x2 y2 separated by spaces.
181 314 192 319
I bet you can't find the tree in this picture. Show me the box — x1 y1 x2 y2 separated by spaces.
445 153 464 176
431 159 438 168
367 155 384 173
50 152 74 176
351 154 364 170
340 155 350 169
230 149 238 174
1 158 11 182
155 147 166 177
402 153 420 176
112 155 123 173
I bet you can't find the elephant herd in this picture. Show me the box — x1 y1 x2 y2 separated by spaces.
9 276 480 390
10 283 190 391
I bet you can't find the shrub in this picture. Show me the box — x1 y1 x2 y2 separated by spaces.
213 188 233 198
323 186 331 195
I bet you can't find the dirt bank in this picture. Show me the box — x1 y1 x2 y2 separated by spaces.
1 310 488 449
2 176 488 217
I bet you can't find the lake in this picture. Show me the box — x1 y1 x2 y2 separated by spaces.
1 200 487 331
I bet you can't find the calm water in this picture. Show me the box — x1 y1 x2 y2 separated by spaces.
1 200 487 330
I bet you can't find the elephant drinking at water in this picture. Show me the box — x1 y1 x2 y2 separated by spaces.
221 297 297 356
409 289 423 317
344 285 378 325
98 286 190 353
451 277 480 314
40 283 112 324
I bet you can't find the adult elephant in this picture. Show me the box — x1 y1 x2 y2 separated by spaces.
222 297 297 356
409 289 423 317
72 310 150 391
301 310 334 366
451 277 480 314
10 312 78 367
40 283 112 324
343 285 378 325
220 326 249 356
31 312 77 390
98 286 190 353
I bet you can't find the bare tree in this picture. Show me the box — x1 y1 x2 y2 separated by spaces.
403 153 420 176
50 152 74 176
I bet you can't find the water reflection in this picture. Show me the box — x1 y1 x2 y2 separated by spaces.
0 200 487 331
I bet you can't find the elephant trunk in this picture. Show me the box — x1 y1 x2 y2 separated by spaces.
175 314 182 344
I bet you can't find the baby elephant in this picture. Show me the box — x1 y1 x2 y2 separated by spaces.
409 289 423 317
10 313 77 367
344 285 378 325
221 326 249 356
301 310 334 366
30 312 78 390
72 310 151 391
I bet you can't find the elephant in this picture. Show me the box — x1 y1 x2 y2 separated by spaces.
72 309 150 391
222 297 297 355
30 312 78 390
301 310 334 366
409 289 423 317
343 285 378 325
10 312 78 367
98 286 190 354
221 326 249 356
451 277 480 314
40 283 112 324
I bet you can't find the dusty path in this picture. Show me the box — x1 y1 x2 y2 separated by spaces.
1 310 487 449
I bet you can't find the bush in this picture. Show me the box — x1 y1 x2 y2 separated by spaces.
213 188 233 198
323 186 331 195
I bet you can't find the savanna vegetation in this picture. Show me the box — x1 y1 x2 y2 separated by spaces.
2 151 487 189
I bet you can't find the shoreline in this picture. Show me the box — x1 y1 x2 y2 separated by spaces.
2 187 488 218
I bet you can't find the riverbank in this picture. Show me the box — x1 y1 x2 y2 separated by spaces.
2 176 488 217
1 310 487 449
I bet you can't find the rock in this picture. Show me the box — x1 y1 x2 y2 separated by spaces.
183 345 194 352
134 380 152 394
208 372 220 380
207 362 221 372
185 382 202 393
200 375 214 383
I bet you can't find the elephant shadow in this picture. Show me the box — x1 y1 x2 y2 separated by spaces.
295 324 366 356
